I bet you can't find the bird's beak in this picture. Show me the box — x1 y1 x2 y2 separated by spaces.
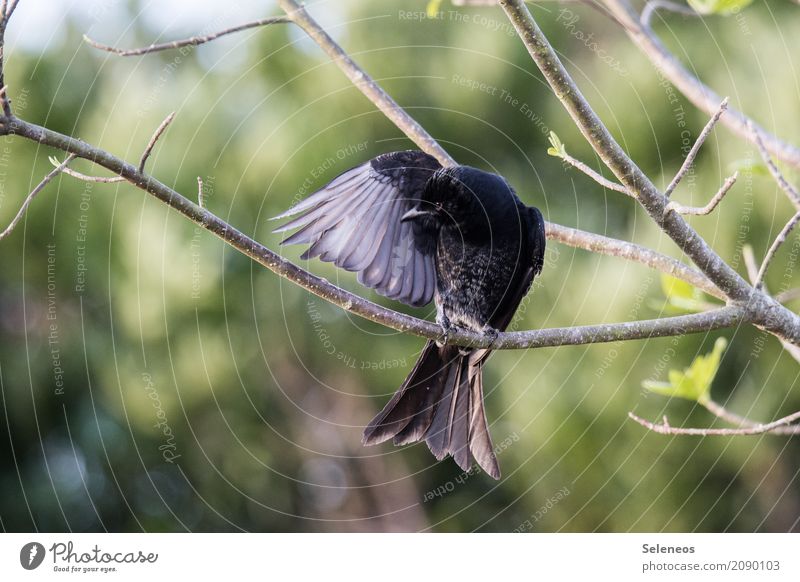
400 207 433 222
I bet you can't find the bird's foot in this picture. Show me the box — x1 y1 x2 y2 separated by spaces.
482 326 500 348
436 314 453 348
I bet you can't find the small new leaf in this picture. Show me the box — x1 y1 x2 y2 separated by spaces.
426 0 443 18
659 274 708 313
642 337 728 403
687 0 753 15
547 131 566 158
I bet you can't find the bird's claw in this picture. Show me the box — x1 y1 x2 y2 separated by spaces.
483 326 500 348
436 315 452 348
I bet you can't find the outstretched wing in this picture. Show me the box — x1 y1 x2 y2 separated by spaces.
272 151 442 307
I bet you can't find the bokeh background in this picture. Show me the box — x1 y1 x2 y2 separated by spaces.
1 0 799 532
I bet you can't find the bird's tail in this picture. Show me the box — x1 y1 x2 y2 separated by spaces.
362 341 500 479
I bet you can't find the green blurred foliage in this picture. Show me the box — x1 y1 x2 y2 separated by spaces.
0 0 799 532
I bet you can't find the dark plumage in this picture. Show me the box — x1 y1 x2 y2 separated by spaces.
273 151 546 479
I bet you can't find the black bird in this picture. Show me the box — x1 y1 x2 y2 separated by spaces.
272 151 545 478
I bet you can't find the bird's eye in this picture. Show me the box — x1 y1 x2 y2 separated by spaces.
435 202 443 212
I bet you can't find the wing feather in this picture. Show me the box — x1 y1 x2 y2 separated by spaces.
274 151 441 307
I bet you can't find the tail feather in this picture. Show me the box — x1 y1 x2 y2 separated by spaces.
424 358 460 460
468 357 500 479
361 341 449 444
450 366 472 471
363 341 500 479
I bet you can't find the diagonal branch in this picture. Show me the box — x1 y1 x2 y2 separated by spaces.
138 111 175 172
498 0 800 346
546 223 723 300
0 153 76 240
83 16 292 57
750 120 800 210
664 98 727 198
276 0 454 167
602 0 800 169
754 211 800 290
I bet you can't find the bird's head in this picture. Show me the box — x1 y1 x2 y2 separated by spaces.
401 166 516 238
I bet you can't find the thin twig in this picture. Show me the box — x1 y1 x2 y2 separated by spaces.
776 287 800 304
197 177 205 208
5 0 18 21
47 113 174 181
628 409 800 436
778 340 800 365
0 153 76 240
58 166 124 183
664 98 728 198
703 399 800 435
754 211 800 289
742 244 760 286
744 244 800 363
640 0 697 29
83 16 292 57
558 153 632 196
749 120 800 210
277 0 454 166
0 84 9 117
602 0 800 169
699 399 800 434
546 222 724 300
138 111 174 173
665 172 737 216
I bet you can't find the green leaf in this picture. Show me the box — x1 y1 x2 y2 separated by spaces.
642 337 728 403
661 274 697 302
687 0 753 15
659 274 707 313
547 131 566 158
426 0 443 18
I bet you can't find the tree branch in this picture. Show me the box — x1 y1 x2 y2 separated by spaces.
138 111 174 172
0 0 790 356
702 398 800 436
498 0 800 346
665 172 737 216
546 222 724 300
48 111 175 183
276 0 454 167
602 0 800 169
776 287 800 304
0 153 76 240
0 3 12 117
83 16 292 57
664 98 727 198
197 176 205 208
640 0 698 28
750 120 800 210
555 151 631 196
629 409 800 436
5 116 749 350
754 211 800 290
